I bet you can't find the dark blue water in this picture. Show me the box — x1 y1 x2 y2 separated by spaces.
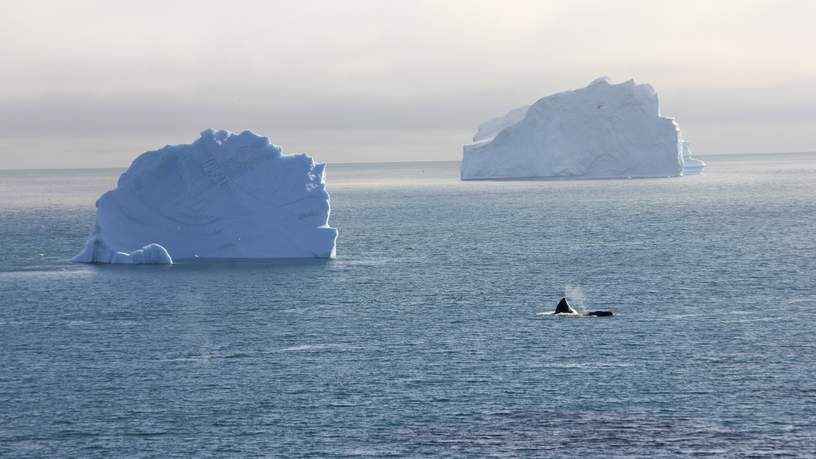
1 156 815 457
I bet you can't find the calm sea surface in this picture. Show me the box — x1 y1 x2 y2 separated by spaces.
1 155 815 457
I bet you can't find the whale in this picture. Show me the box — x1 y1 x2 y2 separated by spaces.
553 297 613 317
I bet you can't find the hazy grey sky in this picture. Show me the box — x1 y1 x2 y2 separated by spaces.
1 0 814 168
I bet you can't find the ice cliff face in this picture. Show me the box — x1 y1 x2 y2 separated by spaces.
74 129 337 263
461 77 703 180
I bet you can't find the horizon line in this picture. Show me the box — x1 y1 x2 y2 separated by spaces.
1 151 814 173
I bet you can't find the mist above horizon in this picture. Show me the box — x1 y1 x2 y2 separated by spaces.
1 0 814 169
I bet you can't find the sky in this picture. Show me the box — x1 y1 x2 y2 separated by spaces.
1 0 814 169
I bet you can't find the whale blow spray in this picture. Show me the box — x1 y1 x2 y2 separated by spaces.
563 285 588 312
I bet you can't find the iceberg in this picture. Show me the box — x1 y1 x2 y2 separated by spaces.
74 129 337 263
74 239 173 264
681 141 706 175
461 77 705 180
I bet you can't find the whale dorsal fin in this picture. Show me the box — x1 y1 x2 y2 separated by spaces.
555 297 576 314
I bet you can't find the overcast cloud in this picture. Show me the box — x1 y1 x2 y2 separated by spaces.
1 0 814 168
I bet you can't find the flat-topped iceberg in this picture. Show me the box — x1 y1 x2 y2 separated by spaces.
74 129 337 264
461 77 705 180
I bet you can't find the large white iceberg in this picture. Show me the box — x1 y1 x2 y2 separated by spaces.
461 77 705 180
74 129 337 263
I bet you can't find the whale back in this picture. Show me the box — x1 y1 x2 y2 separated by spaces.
555 297 577 314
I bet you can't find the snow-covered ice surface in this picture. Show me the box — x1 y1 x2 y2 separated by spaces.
472 105 529 143
461 77 706 180
74 129 337 263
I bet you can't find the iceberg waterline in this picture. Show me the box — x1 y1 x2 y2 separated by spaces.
461 77 706 180
74 129 337 264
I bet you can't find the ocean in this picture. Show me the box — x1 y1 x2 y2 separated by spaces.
1 155 815 457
